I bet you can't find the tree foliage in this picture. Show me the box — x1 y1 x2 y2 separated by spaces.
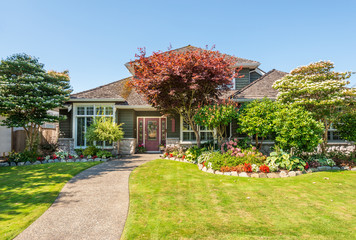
129 46 241 147
273 105 324 154
273 61 355 152
237 98 278 149
194 99 239 146
0 53 72 151
85 117 124 149
334 112 356 143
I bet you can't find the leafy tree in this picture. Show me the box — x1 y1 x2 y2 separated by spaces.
237 98 278 149
129 46 241 147
0 53 72 152
273 105 324 154
273 61 355 153
194 99 239 146
86 117 124 150
334 112 356 144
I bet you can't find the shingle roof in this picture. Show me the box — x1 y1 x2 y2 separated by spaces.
125 45 260 74
232 69 288 100
70 77 148 105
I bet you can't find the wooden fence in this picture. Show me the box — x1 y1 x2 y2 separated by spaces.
12 126 59 152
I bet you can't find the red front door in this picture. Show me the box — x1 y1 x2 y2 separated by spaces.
145 118 160 151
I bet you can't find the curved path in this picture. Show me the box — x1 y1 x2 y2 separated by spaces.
16 154 160 240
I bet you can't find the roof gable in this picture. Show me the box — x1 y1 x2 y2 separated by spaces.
232 69 288 100
70 77 148 105
125 45 260 74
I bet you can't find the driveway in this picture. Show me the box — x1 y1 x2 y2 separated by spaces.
15 154 160 240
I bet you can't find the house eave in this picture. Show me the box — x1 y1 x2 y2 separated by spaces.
69 98 125 102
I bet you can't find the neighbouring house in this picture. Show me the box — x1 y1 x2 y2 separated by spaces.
58 45 352 154
0 116 12 157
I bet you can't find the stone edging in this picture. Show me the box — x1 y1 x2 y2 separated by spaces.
161 156 355 178
0 158 114 167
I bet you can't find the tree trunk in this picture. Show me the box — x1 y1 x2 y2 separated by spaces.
193 127 201 148
255 134 259 149
321 120 330 154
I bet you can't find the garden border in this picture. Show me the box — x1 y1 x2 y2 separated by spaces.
0 157 113 167
161 156 355 178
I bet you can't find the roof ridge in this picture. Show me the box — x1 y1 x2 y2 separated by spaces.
71 76 132 97
233 69 287 97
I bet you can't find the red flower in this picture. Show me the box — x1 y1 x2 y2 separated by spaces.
164 152 169 156
259 164 270 173
304 162 309 170
244 163 252 173
92 155 97 159
182 155 185 159
68 155 73 159
80 155 84 158
169 154 173 158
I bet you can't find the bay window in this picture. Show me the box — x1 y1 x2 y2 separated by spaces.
75 105 115 148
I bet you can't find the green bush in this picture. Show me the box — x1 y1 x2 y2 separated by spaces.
273 105 324 154
74 149 84 155
8 150 37 163
265 148 307 171
185 146 204 163
83 146 100 157
96 150 113 158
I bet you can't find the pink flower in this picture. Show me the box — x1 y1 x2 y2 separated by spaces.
229 140 233 145
252 146 257 151
237 148 241 152
234 138 238 142
233 142 237 146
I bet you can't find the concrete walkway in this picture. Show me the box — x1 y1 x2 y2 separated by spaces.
16 154 160 240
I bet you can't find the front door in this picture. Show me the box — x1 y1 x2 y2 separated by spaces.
145 118 160 151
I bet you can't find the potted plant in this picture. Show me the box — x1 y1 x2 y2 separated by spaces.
159 144 165 151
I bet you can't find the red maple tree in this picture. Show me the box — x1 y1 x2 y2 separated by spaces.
129 46 241 147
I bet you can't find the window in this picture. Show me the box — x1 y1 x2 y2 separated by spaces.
328 124 342 142
181 118 214 142
75 105 114 148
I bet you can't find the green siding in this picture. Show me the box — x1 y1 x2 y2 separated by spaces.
118 109 135 138
136 111 162 117
59 109 72 138
235 68 250 90
250 71 262 82
167 115 180 138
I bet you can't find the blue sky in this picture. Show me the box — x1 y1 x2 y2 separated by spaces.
1 0 355 93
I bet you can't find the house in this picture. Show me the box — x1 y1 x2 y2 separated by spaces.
58 46 350 154
0 116 12 156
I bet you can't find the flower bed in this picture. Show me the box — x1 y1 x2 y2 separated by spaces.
162 140 355 178
0 150 115 167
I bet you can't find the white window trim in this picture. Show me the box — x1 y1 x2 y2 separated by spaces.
73 103 116 149
179 116 215 144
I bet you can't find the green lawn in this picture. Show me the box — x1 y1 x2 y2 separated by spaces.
122 159 356 240
0 162 99 240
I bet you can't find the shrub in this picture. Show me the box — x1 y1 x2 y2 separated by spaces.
83 146 100 157
265 148 307 171
40 143 58 156
55 151 69 159
85 116 124 150
75 149 84 155
137 144 146 153
97 150 113 158
185 146 204 163
197 151 215 164
273 105 324 154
